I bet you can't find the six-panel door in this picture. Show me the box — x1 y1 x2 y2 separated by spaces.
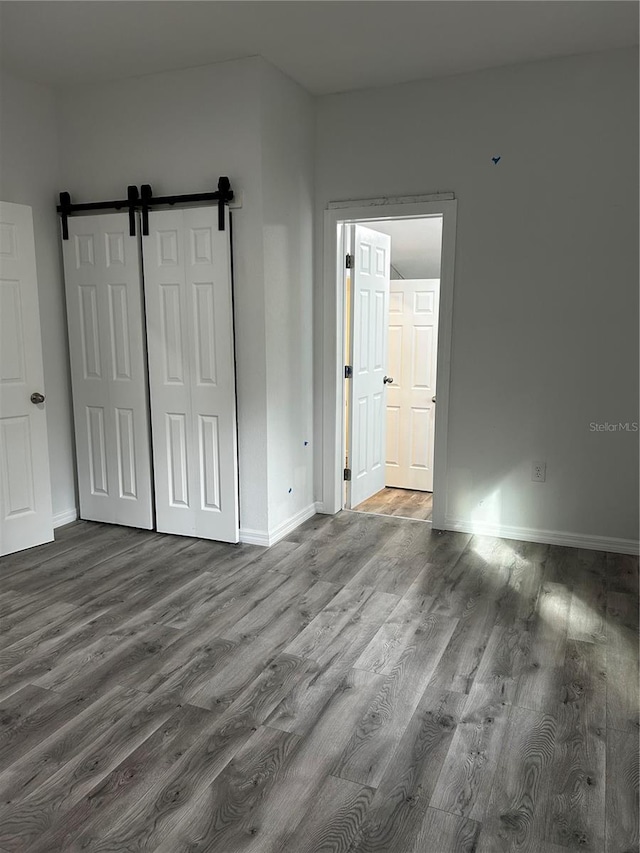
62 213 154 528
348 224 391 508
0 202 54 555
386 278 440 491
143 208 239 543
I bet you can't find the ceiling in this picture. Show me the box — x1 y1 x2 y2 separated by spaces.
0 1 637 95
368 218 443 280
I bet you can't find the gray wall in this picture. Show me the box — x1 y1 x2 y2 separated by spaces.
0 70 77 522
315 47 639 543
260 62 316 534
3 56 315 541
3 45 638 547
56 58 271 534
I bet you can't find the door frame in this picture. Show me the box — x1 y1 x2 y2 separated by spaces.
321 195 457 529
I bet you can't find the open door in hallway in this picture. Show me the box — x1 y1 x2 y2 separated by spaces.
341 212 446 523
386 278 439 491
347 224 391 508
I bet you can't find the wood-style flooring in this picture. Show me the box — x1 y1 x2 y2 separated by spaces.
355 487 433 521
0 513 637 853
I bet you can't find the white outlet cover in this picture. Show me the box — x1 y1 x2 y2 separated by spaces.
532 461 546 482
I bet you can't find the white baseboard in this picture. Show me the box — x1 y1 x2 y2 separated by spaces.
267 503 318 546
52 507 78 528
314 500 328 514
53 504 635 556
240 502 318 548
238 527 271 547
443 516 639 556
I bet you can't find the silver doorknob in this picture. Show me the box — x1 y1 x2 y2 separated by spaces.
30 392 45 405
432 396 436 403
383 376 393 385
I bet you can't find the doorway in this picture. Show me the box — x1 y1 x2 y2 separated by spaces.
322 196 457 529
344 217 441 522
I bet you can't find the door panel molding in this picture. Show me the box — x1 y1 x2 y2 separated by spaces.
385 278 440 491
143 208 239 543
62 213 154 529
348 224 391 508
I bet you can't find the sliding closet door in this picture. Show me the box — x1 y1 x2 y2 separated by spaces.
143 208 239 543
62 214 153 528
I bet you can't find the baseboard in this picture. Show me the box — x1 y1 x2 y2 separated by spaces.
443 516 639 556
314 500 328 514
52 505 635 555
238 527 271 547
240 502 318 548
268 503 319 546
52 507 78 528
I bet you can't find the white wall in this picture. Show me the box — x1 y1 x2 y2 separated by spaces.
0 69 77 523
56 58 271 534
315 47 639 545
5 46 636 549
259 61 316 537
56 56 316 541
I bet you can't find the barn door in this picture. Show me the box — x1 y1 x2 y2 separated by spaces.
142 208 239 543
348 224 391 508
62 213 154 528
0 201 54 555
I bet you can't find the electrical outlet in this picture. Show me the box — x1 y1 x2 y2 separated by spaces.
532 461 546 482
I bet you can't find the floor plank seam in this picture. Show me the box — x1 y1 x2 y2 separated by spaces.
350 509 433 525
425 802 483 824
328 771 378 790
607 724 640 733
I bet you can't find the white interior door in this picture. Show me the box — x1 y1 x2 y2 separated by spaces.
386 279 440 491
62 213 153 528
143 208 239 543
348 224 391 507
0 201 54 555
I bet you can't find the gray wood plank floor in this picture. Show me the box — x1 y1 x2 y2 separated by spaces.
354 488 434 521
0 514 637 853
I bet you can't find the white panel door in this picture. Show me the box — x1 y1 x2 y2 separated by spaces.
0 202 54 555
386 279 440 491
143 208 239 543
62 213 153 528
348 225 391 507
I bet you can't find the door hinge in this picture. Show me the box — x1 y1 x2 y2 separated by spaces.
345 253 354 269
344 365 352 379
343 467 352 481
